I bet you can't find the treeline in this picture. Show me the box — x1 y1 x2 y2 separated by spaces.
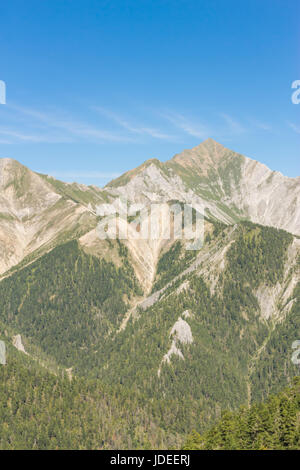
183 377 300 450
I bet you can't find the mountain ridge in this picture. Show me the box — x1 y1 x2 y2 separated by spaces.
0 138 299 284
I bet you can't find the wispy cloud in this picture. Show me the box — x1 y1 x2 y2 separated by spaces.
0 127 63 143
0 102 282 148
161 111 211 138
288 122 300 134
1 104 136 144
1 103 177 144
161 110 246 138
249 119 272 131
219 113 246 135
93 107 175 140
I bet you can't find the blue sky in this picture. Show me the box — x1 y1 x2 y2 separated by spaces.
0 0 299 186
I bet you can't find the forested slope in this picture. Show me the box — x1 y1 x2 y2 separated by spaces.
0 222 299 446
0 342 182 450
94 223 299 433
183 377 300 450
0 239 142 373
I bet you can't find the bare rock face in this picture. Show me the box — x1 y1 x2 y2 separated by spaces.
0 159 58 273
255 236 300 320
0 158 99 276
12 334 27 354
158 315 194 376
229 158 300 236
170 317 193 344
107 138 300 236
0 158 60 215
0 340 6 364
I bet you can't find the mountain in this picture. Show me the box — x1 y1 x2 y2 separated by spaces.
1 139 299 288
107 138 300 235
0 139 299 449
0 157 107 275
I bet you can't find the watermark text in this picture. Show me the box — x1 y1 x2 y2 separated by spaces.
96 198 205 250
291 80 300 104
0 340 6 365
0 80 6 104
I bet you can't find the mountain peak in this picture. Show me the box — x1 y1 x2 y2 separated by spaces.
168 138 235 172
0 158 35 191
193 137 223 148
0 157 26 170
106 157 163 188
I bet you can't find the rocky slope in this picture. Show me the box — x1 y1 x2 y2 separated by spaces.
107 138 300 235
0 158 106 275
0 138 299 284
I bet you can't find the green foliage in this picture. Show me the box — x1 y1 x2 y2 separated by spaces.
0 240 142 372
183 377 300 450
225 222 293 288
0 221 298 449
152 241 196 292
0 346 180 450
250 280 300 402
93 223 297 436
